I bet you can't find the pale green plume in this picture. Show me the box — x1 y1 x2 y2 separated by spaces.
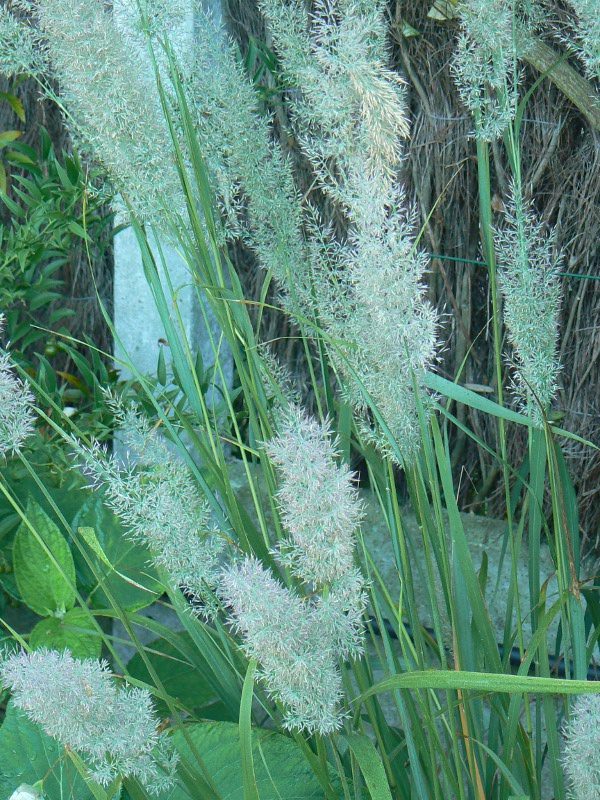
494 182 562 423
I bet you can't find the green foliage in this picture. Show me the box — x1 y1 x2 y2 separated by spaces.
0 2 599 799
168 721 327 800
126 635 218 717
13 497 76 617
72 494 162 612
29 608 100 659
0 128 109 353
0 702 93 800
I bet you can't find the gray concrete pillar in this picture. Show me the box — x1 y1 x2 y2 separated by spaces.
113 0 231 403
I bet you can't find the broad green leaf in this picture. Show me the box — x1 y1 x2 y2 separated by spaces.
29 608 101 659
72 495 161 612
13 498 76 616
169 722 326 800
0 703 93 800
126 635 217 716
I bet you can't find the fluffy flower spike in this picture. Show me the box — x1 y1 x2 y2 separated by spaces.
565 0 600 79
265 406 364 586
0 320 36 457
494 182 562 424
260 0 438 463
562 694 600 800
452 0 537 140
76 400 224 614
0 648 178 793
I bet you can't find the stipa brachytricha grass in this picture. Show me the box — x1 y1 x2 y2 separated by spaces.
0 648 179 792
0 1 599 798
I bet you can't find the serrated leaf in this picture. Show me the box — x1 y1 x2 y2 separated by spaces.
0 703 93 800
29 608 101 660
167 721 327 800
13 498 76 616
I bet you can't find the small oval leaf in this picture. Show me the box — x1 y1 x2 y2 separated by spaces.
13 498 76 616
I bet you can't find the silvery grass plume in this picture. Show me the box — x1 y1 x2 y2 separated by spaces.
0 6 42 75
183 5 313 315
0 0 185 228
260 0 438 463
0 322 35 457
0 648 178 792
565 0 600 79
219 557 359 735
452 0 537 140
265 405 364 586
257 344 303 407
562 694 600 799
219 408 367 734
322 178 439 463
494 182 562 424
259 0 408 200
76 401 224 615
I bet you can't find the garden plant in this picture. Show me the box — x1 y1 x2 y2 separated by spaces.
0 1 599 799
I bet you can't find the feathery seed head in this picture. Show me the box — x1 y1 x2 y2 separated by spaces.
184 5 312 314
0 7 43 76
565 0 600 79
265 406 364 586
494 183 562 423
452 0 537 140
260 0 408 189
76 402 224 614
260 0 437 463
562 694 600 799
14 0 185 227
218 557 347 735
0 323 36 457
0 648 178 793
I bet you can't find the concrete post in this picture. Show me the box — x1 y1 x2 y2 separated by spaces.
113 0 231 398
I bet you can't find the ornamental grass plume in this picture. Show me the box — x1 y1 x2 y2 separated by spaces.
265 405 364 586
260 0 438 463
0 648 178 792
0 0 185 228
494 182 562 424
0 324 35 457
184 5 312 315
219 408 367 734
0 6 42 76
452 0 537 140
562 694 600 799
219 557 348 735
76 401 224 614
565 0 600 79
